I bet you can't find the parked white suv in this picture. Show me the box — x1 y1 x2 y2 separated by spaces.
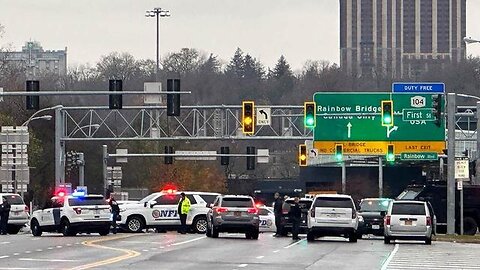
118 191 220 233
0 193 30 234
307 194 359 242
384 200 433 245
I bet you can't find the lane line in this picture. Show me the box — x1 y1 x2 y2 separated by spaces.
56 246 62 248
170 236 206 246
13 253 19 256
273 250 280 253
381 244 399 270
238 264 248 268
19 258 79 262
0 256 9 259
24 251 31 254
70 234 140 270
35 249 43 252
283 239 306 249
0 242 10 245
256 256 264 259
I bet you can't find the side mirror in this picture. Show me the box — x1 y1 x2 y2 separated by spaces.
380 211 386 217
149 200 156 208
144 202 148 208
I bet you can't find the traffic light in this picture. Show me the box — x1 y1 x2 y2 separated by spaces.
335 144 343 161
167 79 181 116
431 94 442 126
246 146 255 170
381 100 394 127
220 146 230 166
386 144 395 162
242 101 255 134
109 80 123 109
299 144 307 166
304 102 316 128
26 80 40 110
164 146 174 164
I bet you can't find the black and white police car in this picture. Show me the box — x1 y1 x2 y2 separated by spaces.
30 192 111 236
118 190 220 233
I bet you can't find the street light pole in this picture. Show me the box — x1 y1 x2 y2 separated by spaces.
146 7 170 82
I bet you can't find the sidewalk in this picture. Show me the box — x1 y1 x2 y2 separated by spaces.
434 234 480 244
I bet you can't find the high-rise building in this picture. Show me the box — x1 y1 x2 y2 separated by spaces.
0 41 67 77
340 0 466 78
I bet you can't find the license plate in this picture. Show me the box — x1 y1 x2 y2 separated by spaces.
405 220 412 225
372 225 380 229
234 211 241 217
327 214 339 218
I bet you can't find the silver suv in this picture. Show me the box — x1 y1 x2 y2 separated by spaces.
307 194 359 242
206 195 260 239
384 200 433 245
0 193 30 234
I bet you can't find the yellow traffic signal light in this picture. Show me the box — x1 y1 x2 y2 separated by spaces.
381 100 394 127
299 144 307 166
304 102 316 128
242 101 255 134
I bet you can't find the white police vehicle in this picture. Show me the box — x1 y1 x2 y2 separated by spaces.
0 193 30 234
258 206 276 232
118 190 220 233
30 193 111 236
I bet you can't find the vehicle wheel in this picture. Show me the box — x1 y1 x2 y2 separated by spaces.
249 229 259 240
99 227 110 236
307 231 315 242
425 237 432 245
384 237 391 244
61 219 76 236
349 233 357 243
211 225 219 238
192 216 208 234
245 231 251 239
126 216 144 233
31 220 42 237
463 217 478 236
205 222 212 237
7 226 21 235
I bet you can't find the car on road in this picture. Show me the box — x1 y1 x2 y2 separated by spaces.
30 193 111 236
0 193 30 234
258 206 276 232
384 200 433 245
357 198 392 237
307 194 359 242
118 190 220 233
281 197 313 235
206 195 260 239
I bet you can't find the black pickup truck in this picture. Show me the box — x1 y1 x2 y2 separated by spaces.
397 182 480 235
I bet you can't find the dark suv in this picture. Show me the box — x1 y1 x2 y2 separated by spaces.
357 198 392 237
206 195 260 239
281 198 313 235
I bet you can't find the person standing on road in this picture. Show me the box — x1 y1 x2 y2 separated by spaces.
178 192 191 234
289 197 302 241
109 195 120 234
273 192 284 237
0 197 11 235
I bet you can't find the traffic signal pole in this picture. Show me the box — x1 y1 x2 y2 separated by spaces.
378 157 383 198
477 101 480 185
447 93 456 235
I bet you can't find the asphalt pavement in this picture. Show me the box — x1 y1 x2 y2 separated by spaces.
0 232 479 270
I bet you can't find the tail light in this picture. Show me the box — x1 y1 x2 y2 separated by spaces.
426 216 432 226
73 207 82 215
247 208 258 214
385 215 391 226
214 207 228 213
310 208 315 218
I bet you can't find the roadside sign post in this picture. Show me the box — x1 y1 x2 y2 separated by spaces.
455 156 469 235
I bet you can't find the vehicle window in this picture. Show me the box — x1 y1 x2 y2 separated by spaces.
313 197 354 209
2 195 24 205
359 200 390 212
139 193 158 204
155 194 181 205
186 195 197 204
68 197 108 206
258 208 269 215
396 189 421 200
221 198 254 208
51 198 64 208
200 195 218 205
213 197 220 207
285 199 312 209
391 203 426 215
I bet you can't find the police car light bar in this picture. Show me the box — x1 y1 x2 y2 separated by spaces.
72 191 86 197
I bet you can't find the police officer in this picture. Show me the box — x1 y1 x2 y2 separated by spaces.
273 192 283 237
109 195 120 234
177 192 191 234
0 196 11 235
289 197 301 241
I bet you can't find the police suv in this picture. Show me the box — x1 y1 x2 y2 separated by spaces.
118 191 220 233
30 193 111 236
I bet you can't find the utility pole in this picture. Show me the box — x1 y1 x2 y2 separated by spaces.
447 93 456 235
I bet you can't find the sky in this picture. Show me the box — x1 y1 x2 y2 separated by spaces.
1 0 480 71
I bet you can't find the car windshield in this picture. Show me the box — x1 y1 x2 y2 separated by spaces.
139 193 158 204
222 197 254 207
2 195 24 205
392 203 426 215
68 196 108 206
359 199 391 212
286 199 312 209
314 197 353 208
397 189 421 200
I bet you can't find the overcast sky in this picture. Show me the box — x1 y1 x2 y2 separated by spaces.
1 0 480 71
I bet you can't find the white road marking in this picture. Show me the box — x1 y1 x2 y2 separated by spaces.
66 244 72 246
273 250 280 253
12 253 19 256
238 264 248 268
19 258 79 262
24 251 31 254
0 256 9 259
256 256 264 259
283 239 306 249
35 249 42 252
381 244 399 270
47 247 53 250
0 242 10 245
142 249 149 252
56 246 62 248
170 236 206 246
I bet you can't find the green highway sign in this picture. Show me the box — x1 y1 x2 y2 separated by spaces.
402 108 435 121
313 92 445 142
400 152 438 160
